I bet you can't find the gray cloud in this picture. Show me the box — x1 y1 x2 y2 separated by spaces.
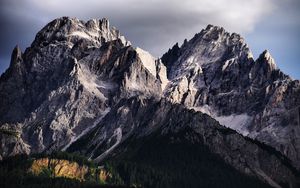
0 0 299 79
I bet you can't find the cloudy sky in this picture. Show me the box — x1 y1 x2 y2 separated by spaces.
0 0 299 79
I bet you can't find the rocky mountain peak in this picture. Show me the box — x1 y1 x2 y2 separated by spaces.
202 24 226 37
85 18 110 32
31 17 130 49
198 24 244 44
161 24 253 80
0 45 25 80
258 50 277 70
10 45 23 67
249 49 281 85
100 17 109 30
160 24 300 173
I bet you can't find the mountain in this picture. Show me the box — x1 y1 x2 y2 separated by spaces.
0 17 162 155
0 17 299 187
161 25 300 169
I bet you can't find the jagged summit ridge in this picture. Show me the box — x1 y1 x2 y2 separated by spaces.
162 24 254 80
259 49 277 70
31 17 131 49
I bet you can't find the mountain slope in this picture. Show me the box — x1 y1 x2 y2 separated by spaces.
66 97 299 187
106 128 273 188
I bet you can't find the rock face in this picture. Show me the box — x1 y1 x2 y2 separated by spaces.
0 17 299 187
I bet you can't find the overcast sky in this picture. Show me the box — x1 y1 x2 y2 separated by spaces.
0 0 299 79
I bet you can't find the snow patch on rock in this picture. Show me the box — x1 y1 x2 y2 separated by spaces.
263 50 277 70
222 59 233 71
190 105 213 116
70 31 93 40
214 114 252 136
136 47 157 77
191 105 252 136
156 61 169 91
77 62 106 99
